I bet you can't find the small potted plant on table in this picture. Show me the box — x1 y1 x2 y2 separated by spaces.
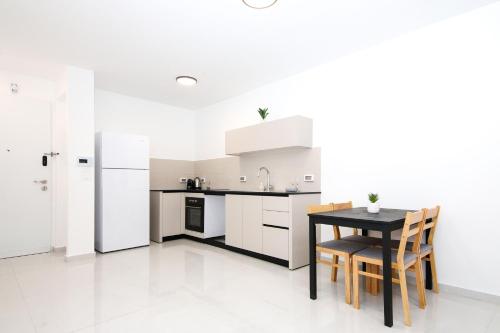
367 193 380 213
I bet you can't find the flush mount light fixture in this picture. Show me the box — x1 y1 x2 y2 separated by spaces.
176 76 197 86
242 0 278 9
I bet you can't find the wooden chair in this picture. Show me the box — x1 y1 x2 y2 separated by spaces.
422 206 440 293
308 202 370 304
391 206 441 293
352 210 427 326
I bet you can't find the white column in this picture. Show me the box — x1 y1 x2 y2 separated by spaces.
60 66 95 258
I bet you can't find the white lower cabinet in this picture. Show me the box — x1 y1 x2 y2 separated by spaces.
242 196 263 253
225 195 243 248
262 226 289 261
162 193 182 236
150 192 182 242
263 210 289 228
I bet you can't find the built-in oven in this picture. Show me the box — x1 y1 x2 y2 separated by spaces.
185 197 205 233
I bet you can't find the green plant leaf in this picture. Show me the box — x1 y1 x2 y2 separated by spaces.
258 107 269 119
368 193 379 203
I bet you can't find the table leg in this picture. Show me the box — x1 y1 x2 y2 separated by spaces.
309 218 317 299
425 228 432 290
361 229 367 272
382 230 393 327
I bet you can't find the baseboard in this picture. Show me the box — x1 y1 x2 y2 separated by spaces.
64 252 96 262
162 234 289 268
439 284 500 305
51 246 66 253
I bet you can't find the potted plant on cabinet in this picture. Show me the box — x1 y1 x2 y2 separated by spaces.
367 193 380 213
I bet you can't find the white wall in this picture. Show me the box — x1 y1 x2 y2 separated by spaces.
0 70 55 100
195 3 500 296
95 90 196 161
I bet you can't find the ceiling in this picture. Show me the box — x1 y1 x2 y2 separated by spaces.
0 0 496 109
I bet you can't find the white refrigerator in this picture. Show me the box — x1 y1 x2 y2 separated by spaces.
95 132 150 253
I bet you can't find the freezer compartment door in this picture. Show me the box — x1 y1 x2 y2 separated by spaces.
97 169 149 252
99 132 149 169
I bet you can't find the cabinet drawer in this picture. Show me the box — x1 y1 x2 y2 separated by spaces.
263 210 289 228
262 226 289 261
263 196 289 212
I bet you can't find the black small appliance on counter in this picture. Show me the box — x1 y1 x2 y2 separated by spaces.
186 179 195 190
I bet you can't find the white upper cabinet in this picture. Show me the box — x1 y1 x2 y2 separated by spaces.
225 116 312 155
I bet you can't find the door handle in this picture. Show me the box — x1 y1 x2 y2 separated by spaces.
34 180 48 184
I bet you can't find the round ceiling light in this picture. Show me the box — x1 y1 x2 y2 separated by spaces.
176 76 197 86
242 0 277 9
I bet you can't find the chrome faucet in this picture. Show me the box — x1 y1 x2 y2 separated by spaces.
257 166 271 192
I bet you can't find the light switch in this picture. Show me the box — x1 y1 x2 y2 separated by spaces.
304 174 314 182
76 156 93 167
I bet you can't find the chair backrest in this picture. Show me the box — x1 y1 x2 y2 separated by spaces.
307 203 334 214
423 205 440 246
397 210 426 262
307 201 355 240
332 201 353 239
333 201 353 211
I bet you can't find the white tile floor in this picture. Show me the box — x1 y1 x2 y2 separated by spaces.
1 239 499 333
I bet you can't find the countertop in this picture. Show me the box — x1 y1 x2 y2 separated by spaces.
151 189 321 197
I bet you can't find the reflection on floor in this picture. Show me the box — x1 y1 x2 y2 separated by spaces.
0 239 499 333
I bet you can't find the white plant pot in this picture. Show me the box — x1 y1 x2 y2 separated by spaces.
367 202 380 213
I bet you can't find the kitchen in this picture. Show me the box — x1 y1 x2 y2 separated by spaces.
94 116 321 269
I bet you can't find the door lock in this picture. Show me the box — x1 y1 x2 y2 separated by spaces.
41 186 48 191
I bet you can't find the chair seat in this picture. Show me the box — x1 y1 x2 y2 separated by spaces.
317 240 369 254
342 235 382 246
353 247 417 265
391 240 433 254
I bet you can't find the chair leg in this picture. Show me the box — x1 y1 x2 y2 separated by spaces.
398 266 412 326
344 254 351 304
352 257 360 309
414 259 426 309
365 263 372 293
372 265 380 296
430 252 439 293
331 255 339 282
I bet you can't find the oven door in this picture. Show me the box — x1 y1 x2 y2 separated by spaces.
185 197 204 233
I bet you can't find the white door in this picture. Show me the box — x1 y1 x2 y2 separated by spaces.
99 168 149 252
0 96 52 258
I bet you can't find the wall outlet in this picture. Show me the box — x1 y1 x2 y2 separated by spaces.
201 177 206 183
179 177 187 183
239 176 247 182
304 174 314 182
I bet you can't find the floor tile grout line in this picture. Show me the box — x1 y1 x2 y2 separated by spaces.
68 302 160 333
484 311 498 333
11 262 39 333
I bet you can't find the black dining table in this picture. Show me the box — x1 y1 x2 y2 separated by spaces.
308 207 433 327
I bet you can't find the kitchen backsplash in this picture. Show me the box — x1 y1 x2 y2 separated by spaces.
150 147 321 192
150 159 195 190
